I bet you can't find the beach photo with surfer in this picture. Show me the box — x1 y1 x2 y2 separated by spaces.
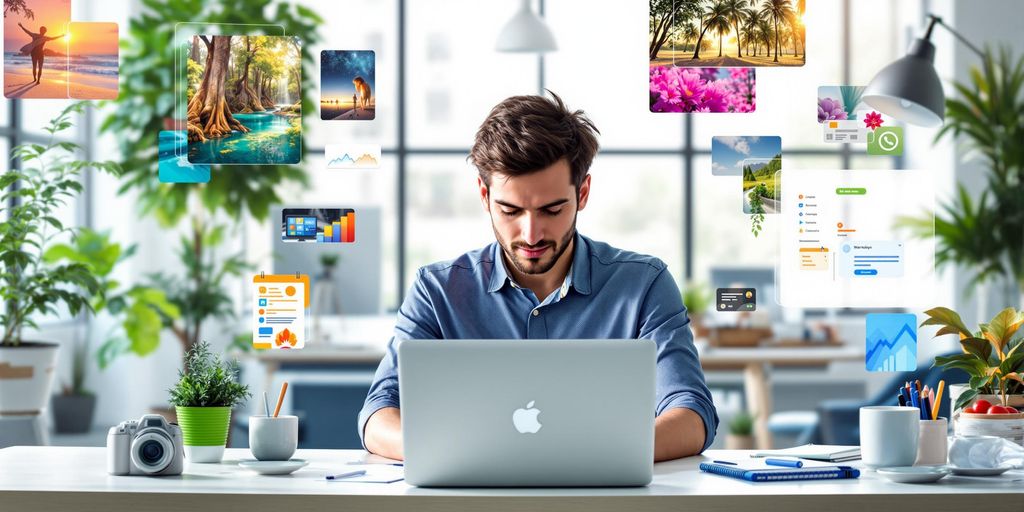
320 50 375 120
3 0 71 98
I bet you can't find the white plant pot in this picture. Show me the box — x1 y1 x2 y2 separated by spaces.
0 342 59 416
185 445 226 463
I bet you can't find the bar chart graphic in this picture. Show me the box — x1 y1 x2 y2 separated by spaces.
281 208 356 244
865 313 917 372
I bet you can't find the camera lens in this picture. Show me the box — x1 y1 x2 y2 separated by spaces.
130 431 173 473
139 440 164 465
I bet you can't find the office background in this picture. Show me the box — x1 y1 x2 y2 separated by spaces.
2 0 1022 448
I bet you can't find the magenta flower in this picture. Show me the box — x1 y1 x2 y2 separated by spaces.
818 97 847 123
650 66 756 113
863 111 884 130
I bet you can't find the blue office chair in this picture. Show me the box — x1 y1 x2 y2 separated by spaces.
808 353 969 445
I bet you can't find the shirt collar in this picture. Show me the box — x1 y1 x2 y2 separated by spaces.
486 233 592 296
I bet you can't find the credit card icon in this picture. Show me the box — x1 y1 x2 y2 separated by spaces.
716 288 757 311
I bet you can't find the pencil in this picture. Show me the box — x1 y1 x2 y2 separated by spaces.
932 380 945 421
915 379 921 393
273 381 289 418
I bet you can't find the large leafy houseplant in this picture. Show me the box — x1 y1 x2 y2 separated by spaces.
0 102 120 415
101 0 322 367
902 47 1024 303
924 306 1024 411
169 340 251 463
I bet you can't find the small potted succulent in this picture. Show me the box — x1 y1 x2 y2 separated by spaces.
725 411 755 450
682 281 713 339
168 341 250 463
924 307 1024 438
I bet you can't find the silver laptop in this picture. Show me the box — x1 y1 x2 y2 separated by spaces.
397 339 655 487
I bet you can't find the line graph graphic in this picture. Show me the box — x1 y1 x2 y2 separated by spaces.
325 144 381 169
865 313 917 372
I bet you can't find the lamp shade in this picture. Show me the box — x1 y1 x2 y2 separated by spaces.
496 0 557 53
862 38 945 127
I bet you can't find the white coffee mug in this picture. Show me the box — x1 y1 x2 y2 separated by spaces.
249 415 298 461
860 406 920 468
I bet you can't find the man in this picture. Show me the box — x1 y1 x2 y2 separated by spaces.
17 23 64 84
359 92 718 462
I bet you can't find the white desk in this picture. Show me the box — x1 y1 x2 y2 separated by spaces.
1 447 1018 511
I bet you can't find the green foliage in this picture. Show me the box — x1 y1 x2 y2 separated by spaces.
1 103 121 347
925 306 1024 409
728 411 755 436
44 229 181 375
99 0 322 358
168 340 251 408
149 221 251 351
103 0 320 224
903 47 1024 298
682 281 713 316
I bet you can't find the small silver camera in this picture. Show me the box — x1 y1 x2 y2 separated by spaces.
107 414 184 476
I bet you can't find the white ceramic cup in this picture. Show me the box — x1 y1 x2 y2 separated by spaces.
249 415 298 461
860 406 920 468
915 417 948 465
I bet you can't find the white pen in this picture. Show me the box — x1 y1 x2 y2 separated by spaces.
325 469 367 481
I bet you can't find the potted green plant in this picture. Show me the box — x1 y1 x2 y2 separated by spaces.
682 281 713 338
0 103 119 417
43 228 179 433
924 306 1024 415
900 47 1023 306
169 340 251 463
725 411 755 450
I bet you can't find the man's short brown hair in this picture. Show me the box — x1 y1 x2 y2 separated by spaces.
469 91 600 193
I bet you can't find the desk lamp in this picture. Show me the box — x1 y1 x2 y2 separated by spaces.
862 14 985 127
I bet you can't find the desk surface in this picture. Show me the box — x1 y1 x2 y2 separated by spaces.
0 447 1019 512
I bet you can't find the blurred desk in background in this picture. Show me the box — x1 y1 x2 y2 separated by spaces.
697 340 864 450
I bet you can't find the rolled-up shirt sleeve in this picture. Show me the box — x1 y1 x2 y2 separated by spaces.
638 266 719 452
357 269 442 449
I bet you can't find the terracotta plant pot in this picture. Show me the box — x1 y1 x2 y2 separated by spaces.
0 342 59 416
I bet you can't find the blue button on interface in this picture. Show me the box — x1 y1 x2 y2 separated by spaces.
854 269 878 276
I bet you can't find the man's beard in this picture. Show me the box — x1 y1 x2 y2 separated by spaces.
493 215 577 276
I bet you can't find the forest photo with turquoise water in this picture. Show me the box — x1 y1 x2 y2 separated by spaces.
650 0 806 67
186 34 302 165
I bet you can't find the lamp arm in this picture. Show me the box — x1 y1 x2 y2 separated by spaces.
924 14 985 59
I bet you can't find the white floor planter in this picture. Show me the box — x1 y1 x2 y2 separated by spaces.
0 343 59 416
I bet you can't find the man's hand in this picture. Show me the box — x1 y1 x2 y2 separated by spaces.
363 407 404 461
654 408 706 461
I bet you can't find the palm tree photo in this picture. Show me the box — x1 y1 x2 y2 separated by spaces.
650 0 806 67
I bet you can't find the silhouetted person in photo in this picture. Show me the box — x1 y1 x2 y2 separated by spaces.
18 23 64 84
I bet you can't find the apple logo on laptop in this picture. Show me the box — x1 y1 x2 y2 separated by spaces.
512 401 542 434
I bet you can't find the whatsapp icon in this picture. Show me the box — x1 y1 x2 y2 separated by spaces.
867 126 903 156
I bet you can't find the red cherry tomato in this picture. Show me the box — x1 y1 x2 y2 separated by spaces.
987 405 1010 414
971 399 993 414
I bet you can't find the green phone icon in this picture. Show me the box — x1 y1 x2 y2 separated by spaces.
867 126 903 156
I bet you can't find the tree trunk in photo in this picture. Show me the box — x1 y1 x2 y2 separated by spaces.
649 12 674 61
186 35 247 143
773 17 780 62
734 22 742 57
718 31 723 57
232 36 265 113
691 16 710 60
260 74 275 108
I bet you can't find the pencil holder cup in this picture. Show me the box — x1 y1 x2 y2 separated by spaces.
250 415 298 461
915 417 948 466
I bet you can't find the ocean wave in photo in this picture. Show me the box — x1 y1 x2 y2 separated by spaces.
5 52 118 76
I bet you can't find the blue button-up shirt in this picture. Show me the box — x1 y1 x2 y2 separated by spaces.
358 233 719 451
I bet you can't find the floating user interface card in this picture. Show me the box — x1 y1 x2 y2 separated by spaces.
777 169 934 308
717 288 756 312
252 274 310 350
865 313 918 372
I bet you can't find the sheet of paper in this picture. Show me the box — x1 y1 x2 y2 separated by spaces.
252 274 310 349
327 465 404 483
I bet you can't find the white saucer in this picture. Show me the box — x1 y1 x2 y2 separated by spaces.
876 466 949 483
949 465 1012 477
238 459 309 475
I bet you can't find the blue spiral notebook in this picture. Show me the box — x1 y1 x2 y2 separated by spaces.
699 460 861 482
